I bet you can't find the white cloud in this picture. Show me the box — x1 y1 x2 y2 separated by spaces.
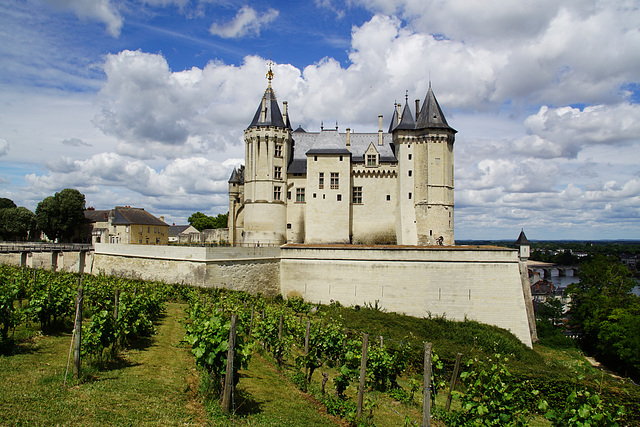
209 6 279 38
40 0 123 37
0 139 9 157
62 137 92 147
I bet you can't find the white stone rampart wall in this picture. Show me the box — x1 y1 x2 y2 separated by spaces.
0 251 92 273
280 245 533 347
92 243 281 296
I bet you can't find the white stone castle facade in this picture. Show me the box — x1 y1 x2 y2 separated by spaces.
228 72 456 246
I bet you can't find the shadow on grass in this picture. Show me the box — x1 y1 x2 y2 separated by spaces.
231 387 264 417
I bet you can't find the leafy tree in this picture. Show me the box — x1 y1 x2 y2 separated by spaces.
0 198 16 210
0 207 37 241
568 255 640 380
35 189 86 242
188 211 228 231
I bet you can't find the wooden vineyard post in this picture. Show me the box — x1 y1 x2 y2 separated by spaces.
277 314 284 366
357 333 369 418
445 352 463 411
73 276 84 378
304 320 311 379
422 342 432 427
305 320 311 355
221 313 237 413
114 289 120 320
248 305 254 338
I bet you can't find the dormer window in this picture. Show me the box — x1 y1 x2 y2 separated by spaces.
367 154 377 167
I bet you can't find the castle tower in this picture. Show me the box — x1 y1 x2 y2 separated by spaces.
227 165 244 245
391 85 456 245
242 66 292 245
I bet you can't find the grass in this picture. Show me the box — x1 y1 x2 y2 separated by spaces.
2 295 638 426
0 302 204 426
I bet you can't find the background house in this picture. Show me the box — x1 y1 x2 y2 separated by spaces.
84 206 168 245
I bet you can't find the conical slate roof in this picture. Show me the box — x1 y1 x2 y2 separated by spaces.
389 100 416 132
248 86 288 129
515 230 530 246
416 84 456 132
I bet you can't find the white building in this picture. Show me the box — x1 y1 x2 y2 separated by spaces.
229 70 456 247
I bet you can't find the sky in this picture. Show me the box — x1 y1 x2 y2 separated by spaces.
0 0 639 241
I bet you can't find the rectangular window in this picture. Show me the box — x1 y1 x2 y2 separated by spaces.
330 172 339 189
287 191 292 200
408 154 412 160
386 195 391 201
274 166 282 179
275 143 282 157
287 223 292 229
352 186 363 204
296 188 306 202
274 186 281 200
367 154 377 167
408 192 412 199
319 172 324 189
408 170 412 177
337 194 342 201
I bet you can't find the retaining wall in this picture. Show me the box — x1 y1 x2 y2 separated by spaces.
280 244 533 347
93 243 281 296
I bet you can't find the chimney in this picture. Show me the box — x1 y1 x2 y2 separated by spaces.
260 97 267 122
283 101 288 125
346 128 351 150
378 115 383 146
160 216 165 222
415 99 420 121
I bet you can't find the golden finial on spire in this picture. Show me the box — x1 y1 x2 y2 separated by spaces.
266 54 274 86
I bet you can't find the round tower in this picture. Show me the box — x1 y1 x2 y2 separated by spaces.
242 66 292 245
392 85 456 246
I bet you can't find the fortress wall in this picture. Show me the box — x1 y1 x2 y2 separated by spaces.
92 243 281 296
280 245 533 347
0 251 92 273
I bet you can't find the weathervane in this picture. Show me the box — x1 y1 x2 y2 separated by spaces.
266 54 274 86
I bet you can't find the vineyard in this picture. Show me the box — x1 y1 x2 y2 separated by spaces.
1 264 638 426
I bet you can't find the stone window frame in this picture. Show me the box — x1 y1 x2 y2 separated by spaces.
274 165 282 179
366 154 378 167
330 172 339 189
319 172 324 189
274 185 282 201
296 188 306 203
352 186 363 204
275 143 283 158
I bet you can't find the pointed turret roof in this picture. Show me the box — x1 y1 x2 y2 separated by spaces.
515 230 530 246
228 167 240 184
416 84 456 132
389 100 417 132
248 86 287 128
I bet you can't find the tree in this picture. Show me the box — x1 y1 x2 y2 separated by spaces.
568 255 640 380
0 198 16 210
0 207 37 241
35 189 86 242
188 212 228 231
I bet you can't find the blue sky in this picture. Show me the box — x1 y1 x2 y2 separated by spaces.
1 0 639 240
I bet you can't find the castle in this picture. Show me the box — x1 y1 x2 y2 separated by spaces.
228 69 456 246
2 70 537 348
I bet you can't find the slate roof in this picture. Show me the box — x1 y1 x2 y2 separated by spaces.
515 230 530 246
248 86 290 129
111 207 167 226
415 85 456 132
389 100 416 132
169 225 191 236
287 129 396 174
229 165 245 184
84 209 110 222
